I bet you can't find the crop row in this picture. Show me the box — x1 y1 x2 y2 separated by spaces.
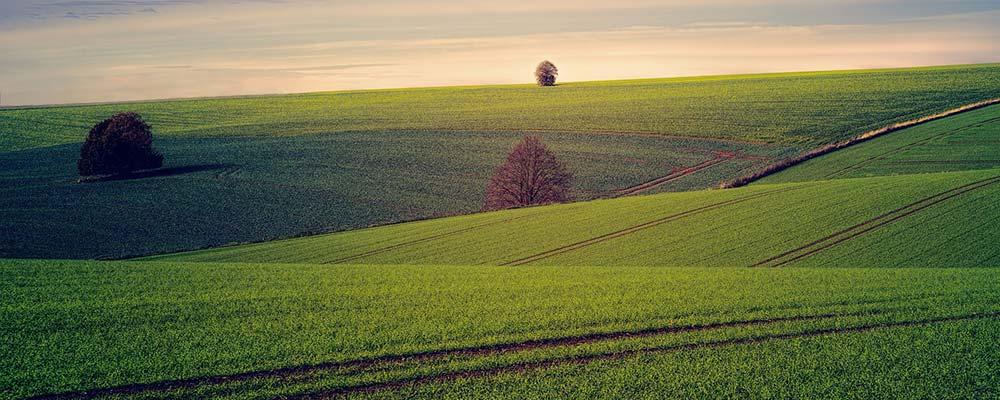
2 260 998 398
156 168 1000 268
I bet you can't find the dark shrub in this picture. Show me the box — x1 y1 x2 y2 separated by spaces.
535 60 558 87
78 112 163 176
484 136 572 211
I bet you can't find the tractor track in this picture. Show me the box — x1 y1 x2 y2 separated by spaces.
331 213 538 263
503 185 807 266
28 293 956 400
298 311 1000 399
751 175 1000 268
613 152 736 197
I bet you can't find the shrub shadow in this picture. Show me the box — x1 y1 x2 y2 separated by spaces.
79 163 234 183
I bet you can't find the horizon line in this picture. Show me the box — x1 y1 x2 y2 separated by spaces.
2 61 998 110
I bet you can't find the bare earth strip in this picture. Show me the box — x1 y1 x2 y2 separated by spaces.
502 185 807 266
722 98 1000 188
751 175 1000 268
823 115 1000 179
29 293 955 400
297 312 1000 399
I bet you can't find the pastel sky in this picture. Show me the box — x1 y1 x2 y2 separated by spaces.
1 0 999 105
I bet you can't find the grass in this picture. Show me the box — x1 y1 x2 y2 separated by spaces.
1 259 997 399
0 131 792 259
4 64 1000 399
370 318 1000 399
153 168 1000 268
5 64 999 259
3 64 1000 153
759 103 1000 184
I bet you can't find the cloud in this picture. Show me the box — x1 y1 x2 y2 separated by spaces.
0 1 997 105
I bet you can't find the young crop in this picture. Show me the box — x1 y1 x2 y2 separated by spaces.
3 260 998 398
156 168 1000 268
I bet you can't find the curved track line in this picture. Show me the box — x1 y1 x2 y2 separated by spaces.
331 213 537 264
29 294 945 400
751 175 1000 268
503 185 806 266
614 153 736 197
299 311 1000 399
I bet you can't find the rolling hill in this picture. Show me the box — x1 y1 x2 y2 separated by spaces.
3 259 997 399
759 103 1000 184
0 131 793 259
3 64 1000 399
2 64 999 259
3 64 1000 152
153 168 1000 268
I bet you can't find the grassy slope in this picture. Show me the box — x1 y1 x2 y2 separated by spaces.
377 319 999 399
3 64 998 259
2 259 997 398
154 168 1000 268
0 131 791 259
760 103 1000 184
3 64 1000 152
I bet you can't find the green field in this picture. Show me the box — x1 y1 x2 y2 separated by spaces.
2 260 997 399
0 131 792 259
759 103 1000 184
3 64 1000 399
372 318 999 399
3 64 1000 153
154 168 1000 268
4 64 998 259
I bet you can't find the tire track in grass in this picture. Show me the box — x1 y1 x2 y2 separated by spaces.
612 152 737 197
331 213 538 264
300 311 1000 399
30 294 945 400
823 115 1000 179
751 175 1000 268
503 185 807 266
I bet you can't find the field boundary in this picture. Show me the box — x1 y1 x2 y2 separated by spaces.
502 185 806 266
721 98 1000 188
751 175 1000 267
822 115 1000 179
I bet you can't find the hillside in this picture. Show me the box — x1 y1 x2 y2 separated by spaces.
3 259 998 398
0 131 793 259
3 65 999 259
3 64 999 152
758 103 1000 184
154 168 1000 267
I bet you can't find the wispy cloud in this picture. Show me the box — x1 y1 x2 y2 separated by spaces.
0 1 997 105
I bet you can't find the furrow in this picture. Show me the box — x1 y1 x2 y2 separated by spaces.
503 185 806 266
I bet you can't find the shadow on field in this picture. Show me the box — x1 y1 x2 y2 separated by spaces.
79 163 234 183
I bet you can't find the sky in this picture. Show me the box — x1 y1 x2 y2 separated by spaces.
1 0 998 106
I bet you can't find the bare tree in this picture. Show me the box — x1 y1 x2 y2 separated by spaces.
535 60 558 86
484 136 572 211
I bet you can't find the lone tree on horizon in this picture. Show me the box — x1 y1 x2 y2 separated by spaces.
484 136 572 211
535 60 558 86
78 112 163 177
